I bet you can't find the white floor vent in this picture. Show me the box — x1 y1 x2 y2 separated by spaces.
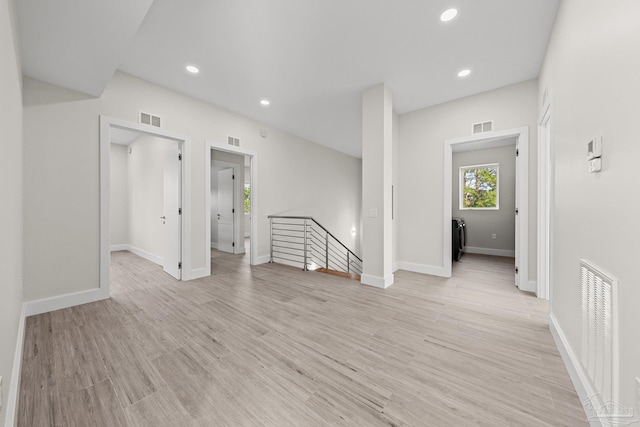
580 259 618 407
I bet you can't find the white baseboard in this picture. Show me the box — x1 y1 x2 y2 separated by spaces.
255 255 271 265
463 246 515 257
361 273 394 289
395 261 448 278
24 287 109 317
518 279 537 294
234 247 246 255
127 245 163 266
190 267 208 280
392 261 399 273
110 244 128 252
211 242 218 249
5 302 26 427
549 313 600 426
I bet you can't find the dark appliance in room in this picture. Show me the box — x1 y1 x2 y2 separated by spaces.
452 217 466 261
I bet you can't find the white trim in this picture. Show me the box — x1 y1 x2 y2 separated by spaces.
524 280 537 293
549 313 598 426
234 247 246 255
255 255 271 265
463 246 515 258
5 303 26 427
189 268 208 280
100 116 192 295
24 288 108 317
392 261 399 273
127 245 163 266
110 244 128 252
537 98 552 300
444 127 529 291
205 141 259 277
361 273 394 289
395 261 448 277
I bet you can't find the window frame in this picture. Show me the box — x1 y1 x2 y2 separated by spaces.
459 163 500 210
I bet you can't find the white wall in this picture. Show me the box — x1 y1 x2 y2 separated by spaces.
23 71 362 301
109 144 129 247
539 0 640 413
452 145 516 253
396 79 538 278
0 0 23 424
128 135 175 259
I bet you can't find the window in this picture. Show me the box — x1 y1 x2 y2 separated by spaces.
459 163 499 209
244 183 251 213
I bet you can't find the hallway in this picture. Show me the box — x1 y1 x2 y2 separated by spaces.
17 251 586 426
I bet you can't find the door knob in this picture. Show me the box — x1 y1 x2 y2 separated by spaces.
160 216 166 219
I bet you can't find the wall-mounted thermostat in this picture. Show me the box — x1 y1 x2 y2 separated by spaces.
587 135 602 160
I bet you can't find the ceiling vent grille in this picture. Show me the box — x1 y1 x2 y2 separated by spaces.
228 136 240 147
472 121 493 134
140 112 162 128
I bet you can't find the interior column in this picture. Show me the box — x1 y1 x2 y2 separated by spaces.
361 83 394 288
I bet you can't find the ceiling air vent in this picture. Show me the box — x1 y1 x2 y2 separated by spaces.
228 136 240 147
472 121 493 134
139 111 162 128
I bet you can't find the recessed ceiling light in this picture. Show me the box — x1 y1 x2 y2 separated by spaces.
185 65 199 74
440 8 458 22
457 69 471 78
260 99 270 106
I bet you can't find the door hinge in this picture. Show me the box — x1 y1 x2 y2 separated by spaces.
178 262 182 270
178 153 182 161
232 242 235 247
515 208 519 215
516 149 519 157
178 207 182 215
515 266 519 274
232 208 235 213
232 174 235 180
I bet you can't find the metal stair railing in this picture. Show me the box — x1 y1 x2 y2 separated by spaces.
268 215 362 276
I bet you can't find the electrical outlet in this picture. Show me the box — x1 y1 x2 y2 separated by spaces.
369 208 378 218
491 234 497 240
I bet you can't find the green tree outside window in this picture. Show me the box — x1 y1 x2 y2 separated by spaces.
460 164 498 209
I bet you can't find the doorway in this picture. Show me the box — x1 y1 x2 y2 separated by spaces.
205 141 257 276
443 127 532 292
99 116 191 296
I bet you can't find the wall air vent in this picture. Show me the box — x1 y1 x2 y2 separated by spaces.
472 121 493 134
139 112 162 128
580 259 618 410
228 136 240 147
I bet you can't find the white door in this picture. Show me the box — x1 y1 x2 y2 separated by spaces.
217 168 234 253
163 143 182 279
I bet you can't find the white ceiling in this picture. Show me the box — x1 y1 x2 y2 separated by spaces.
16 0 559 158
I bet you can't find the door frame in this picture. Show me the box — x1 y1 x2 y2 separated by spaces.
537 98 552 300
99 115 192 297
443 126 532 292
205 141 258 275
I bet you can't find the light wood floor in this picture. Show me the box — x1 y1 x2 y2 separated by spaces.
18 251 587 426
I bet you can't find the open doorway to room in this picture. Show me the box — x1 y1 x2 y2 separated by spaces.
99 116 191 296
205 142 257 276
451 140 517 284
444 127 533 292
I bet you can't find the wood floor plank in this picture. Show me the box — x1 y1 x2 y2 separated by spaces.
18 250 588 426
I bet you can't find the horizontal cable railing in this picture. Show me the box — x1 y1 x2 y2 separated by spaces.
269 216 362 276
